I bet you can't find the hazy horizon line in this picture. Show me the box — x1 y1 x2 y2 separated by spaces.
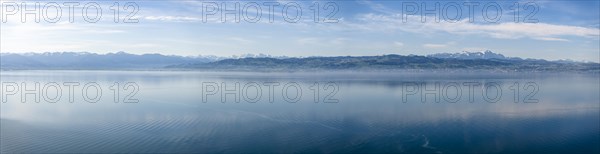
1 50 596 63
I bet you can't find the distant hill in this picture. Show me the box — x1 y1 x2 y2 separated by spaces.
428 50 513 60
0 52 217 69
170 54 599 72
1 51 598 72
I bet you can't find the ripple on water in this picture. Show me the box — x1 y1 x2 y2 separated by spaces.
1 108 599 153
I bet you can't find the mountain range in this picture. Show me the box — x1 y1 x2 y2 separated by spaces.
0 52 216 69
1 51 598 72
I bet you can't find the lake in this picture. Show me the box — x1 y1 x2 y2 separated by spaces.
1 71 598 153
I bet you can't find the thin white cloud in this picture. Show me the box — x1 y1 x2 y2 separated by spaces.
533 37 570 42
144 16 201 22
228 37 254 44
423 41 455 49
348 13 599 41
423 43 448 49
296 37 320 45
393 41 404 47
331 38 349 45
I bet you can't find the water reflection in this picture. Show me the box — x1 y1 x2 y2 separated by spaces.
1 71 599 153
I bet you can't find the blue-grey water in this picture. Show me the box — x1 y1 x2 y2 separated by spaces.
1 71 598 153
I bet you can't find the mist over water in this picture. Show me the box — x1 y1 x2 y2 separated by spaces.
1 71 599 153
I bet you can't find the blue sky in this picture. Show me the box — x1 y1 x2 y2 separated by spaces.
1 0 599 62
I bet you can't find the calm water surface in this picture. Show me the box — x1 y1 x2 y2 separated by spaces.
1 71 598 153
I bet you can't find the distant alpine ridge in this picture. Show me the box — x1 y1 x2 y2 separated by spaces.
1 51 598 72
0 52 217 69
428 50 511 60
